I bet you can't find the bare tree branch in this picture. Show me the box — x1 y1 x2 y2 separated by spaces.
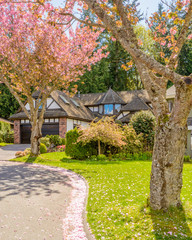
113 0 138 46
59 12 105 28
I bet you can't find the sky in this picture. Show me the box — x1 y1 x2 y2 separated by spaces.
52 0 162 25
138 0 160 17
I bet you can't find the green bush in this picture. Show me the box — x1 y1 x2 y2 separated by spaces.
184 155 191 162
46 135 64 146
0 137 3 143
61 138 65 145
89 155 97 161
65 128 97 159
3 131 14 143
40 143 47 154
97 154 107 161
0 121 14 143
123 125 143 154
0 121 11 132
129 110 155 151
40 137 50 148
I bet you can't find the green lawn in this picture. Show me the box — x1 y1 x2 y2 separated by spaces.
0 142 13 147
11 152 192 239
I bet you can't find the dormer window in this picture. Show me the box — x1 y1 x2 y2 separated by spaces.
104 104 113 114
115 104 121 112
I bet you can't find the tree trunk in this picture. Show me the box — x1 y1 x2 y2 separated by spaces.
98 139 101 155
30 121 42 157
150 122 187 210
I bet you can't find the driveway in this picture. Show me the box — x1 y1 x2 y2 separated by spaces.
0 146 92 239
0 144 30 160
0 161 72 240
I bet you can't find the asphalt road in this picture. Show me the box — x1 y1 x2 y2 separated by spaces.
0 144 30 161
0 161 72 240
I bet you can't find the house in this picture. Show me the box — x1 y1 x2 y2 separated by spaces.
9 88 151 144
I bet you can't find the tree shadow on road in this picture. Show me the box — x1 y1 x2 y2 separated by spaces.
0 163 72 201
149 206 192 239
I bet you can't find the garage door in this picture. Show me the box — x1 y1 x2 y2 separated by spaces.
20 123 59 144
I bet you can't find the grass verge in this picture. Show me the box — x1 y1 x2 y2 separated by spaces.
10 152 192 239
0 142 13 147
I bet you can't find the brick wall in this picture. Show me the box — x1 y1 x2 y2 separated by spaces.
59 117 67 138
14 120 21 144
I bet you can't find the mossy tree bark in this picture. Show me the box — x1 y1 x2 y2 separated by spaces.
150 123 187 209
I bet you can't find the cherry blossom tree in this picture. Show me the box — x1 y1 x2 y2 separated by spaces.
54 0 192 210
0 1 107 156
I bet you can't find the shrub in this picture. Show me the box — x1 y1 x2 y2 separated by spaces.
40 137 50 148
65 128 97 159
61 138 65 145
15 151 25 158
23 148 31 156
0 137 3 143
184 155 191 162
46 135 64 146
97 154 107 161
89 155 97 161
40 143 47 154
123 125 143 154
0 121 11 132
129 110 155 151
56 145 65 152
78 117 125 155
3 131 14 143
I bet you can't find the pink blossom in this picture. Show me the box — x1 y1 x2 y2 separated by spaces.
170 27 177 35
160 40 166 46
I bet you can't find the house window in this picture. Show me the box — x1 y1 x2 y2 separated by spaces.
99 105 103 114
93 106 98 112
104 104 113 114
115 104 121 112
89 107 93 112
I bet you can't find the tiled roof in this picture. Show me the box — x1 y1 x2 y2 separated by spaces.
9 110 67 120
52 91 94 121
97 88 125 104
10 91 95 122
10 88 151 122
79 89 150 106
120 95 150 112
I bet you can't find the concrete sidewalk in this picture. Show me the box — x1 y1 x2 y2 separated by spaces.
0 144 30 160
